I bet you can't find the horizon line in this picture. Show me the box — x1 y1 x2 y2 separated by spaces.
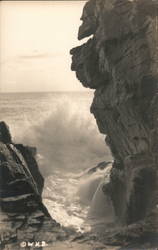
0 90 93 94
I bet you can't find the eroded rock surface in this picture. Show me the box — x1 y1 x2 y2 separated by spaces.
71 0 158 244
0 122 66 249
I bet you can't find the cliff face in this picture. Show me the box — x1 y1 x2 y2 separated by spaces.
71 0 158 239
0 122 65 249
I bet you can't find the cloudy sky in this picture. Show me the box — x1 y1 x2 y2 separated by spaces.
0 1 87 92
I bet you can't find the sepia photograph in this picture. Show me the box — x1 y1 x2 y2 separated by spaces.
0 0 158 249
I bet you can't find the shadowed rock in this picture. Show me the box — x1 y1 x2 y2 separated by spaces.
0 122 66 249
0 122 12 144
87 161 112 175
71 0 158 245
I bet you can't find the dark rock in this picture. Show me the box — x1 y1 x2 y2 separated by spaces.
87 161 111 175
78 0 98 40
15 144 44 194
0 123 65 249
70 39 110 89
0 122 12 144
71 0 158 243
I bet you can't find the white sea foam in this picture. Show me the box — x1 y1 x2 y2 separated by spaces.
0 92 113 232
87 165 115 224
43 166 113 232
15 94 111 176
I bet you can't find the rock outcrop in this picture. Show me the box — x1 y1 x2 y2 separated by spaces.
0 122 66 249
71 0 158 244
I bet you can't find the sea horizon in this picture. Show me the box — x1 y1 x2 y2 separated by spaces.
0 90 93 94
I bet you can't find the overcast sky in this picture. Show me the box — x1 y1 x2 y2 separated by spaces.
0 1 88 92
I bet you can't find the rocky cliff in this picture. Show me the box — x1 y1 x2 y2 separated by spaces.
0 121 66 249
71 0 158 245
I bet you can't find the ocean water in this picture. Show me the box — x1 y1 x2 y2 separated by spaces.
0 92 112 232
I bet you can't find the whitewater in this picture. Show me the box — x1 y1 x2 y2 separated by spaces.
0 91 113 233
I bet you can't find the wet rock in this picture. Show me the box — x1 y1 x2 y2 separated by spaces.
71 0 158 243
0 122 12 144
87 161 112 175
0 121 65 249
15 144 44 194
